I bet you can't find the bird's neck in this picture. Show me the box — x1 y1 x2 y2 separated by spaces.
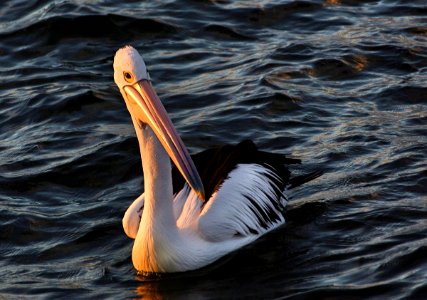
132 121 180 272
135 122 176 229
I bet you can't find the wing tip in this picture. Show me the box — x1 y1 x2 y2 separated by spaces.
288 170 324 189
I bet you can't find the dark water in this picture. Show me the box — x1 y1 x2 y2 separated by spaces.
1 0 426 298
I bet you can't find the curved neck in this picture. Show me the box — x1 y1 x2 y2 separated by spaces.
132 120 181 272
133 120 176 228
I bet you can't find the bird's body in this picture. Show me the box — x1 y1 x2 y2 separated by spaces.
123 132 298 273
114 46 320 273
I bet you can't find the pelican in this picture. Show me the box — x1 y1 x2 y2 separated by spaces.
113 46 321 273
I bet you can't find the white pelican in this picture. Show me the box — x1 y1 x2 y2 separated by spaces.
113 46 321 273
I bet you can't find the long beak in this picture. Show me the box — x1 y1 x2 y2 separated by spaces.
123 80 205 201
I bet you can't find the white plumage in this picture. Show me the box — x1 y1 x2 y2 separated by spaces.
123 163 287 273
114 46 318 273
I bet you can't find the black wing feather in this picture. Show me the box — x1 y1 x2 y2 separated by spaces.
172 140 307 201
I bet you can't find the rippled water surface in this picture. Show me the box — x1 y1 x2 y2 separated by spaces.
1 0 426 298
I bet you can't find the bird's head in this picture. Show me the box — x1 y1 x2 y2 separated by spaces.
113 46 205 201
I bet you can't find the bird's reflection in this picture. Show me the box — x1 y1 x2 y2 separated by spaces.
134 273 210 300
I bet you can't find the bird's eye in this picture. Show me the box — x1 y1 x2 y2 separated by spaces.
123 71 134 83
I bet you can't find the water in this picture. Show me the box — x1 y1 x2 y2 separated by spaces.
1 0 426 298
